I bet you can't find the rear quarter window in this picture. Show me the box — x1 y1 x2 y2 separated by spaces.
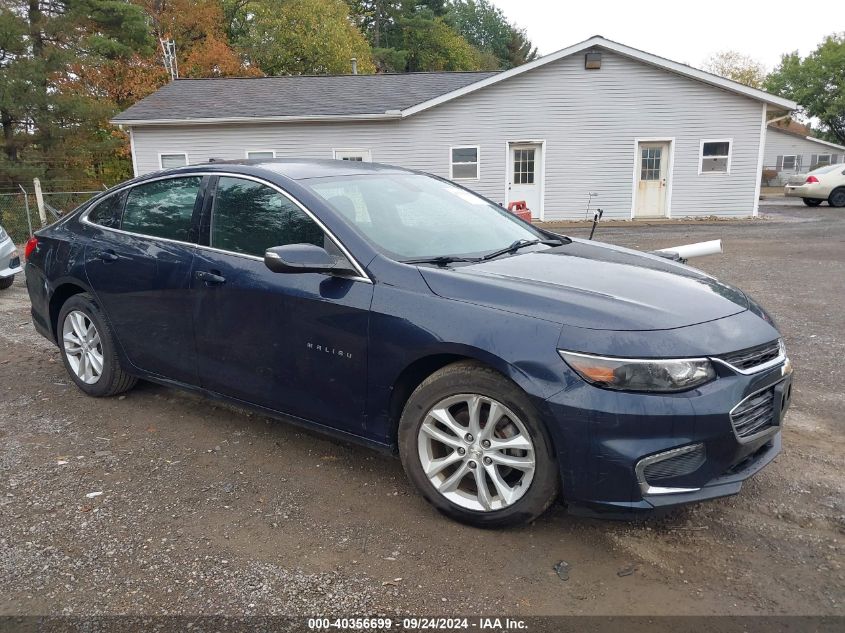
86 192 126 228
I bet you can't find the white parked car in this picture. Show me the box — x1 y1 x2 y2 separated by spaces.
784 163 845 207
0 224 23 290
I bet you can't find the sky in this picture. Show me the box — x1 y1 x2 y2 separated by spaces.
492 0 841 70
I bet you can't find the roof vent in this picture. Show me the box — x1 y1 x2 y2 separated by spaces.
351 58 358 75
585 50 602 70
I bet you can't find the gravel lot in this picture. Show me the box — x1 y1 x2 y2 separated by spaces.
0 202 842 616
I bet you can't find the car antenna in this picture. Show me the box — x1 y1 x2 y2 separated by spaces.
588 209 603 240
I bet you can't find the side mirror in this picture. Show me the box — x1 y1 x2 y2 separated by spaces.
264 243 353 275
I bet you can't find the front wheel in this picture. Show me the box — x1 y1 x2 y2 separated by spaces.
398 361 559 528
0 276 13 290
802 198 823 207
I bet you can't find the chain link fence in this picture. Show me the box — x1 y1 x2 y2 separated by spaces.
0 187 102 245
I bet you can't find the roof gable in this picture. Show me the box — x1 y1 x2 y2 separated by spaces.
401 36 796 117
767 125 845 151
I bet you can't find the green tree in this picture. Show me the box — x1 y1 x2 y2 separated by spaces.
401 14 481 71
504 25 537 68
348 0 484 72
0 0 151 186
702 50 767 88
445 0 536 69
766 33 845 144
230 0 374 75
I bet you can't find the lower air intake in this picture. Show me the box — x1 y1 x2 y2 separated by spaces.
642 444 706 483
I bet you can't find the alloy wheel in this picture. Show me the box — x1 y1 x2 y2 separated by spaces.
62 310 104 384
417 393 536 512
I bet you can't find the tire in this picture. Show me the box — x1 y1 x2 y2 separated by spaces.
0 276 13 290
57 293 137 397
828 188 845 208
802 198 823 207
398 360 559 528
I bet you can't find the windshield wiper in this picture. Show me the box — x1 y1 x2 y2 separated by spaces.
403 255 482 266
480 238 566 261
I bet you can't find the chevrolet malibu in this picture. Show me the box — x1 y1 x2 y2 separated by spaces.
23 160 792 527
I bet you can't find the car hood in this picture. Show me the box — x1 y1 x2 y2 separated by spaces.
418 239 749 331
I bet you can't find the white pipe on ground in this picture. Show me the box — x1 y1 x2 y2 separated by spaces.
656 239 722 260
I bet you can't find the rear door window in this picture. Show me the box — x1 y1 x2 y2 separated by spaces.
122 177 202 242
210 176 325 257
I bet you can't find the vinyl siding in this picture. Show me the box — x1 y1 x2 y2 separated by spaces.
762 128 844 183
131 49 766 220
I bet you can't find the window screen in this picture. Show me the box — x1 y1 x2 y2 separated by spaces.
246 151 275 160
87 192 125 229
211 177 325 258
451 147 479 179
122 177 201 242
701 141 731 173
160 153 187 169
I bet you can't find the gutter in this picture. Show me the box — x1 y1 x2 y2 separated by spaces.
110 111 403 127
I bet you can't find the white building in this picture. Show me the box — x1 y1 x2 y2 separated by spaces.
114 36 796 221
763 124 845 185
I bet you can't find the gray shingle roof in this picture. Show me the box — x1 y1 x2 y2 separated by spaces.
113 71 499 123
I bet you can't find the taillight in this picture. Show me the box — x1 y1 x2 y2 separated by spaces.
806 175 820 183
24 237 38 261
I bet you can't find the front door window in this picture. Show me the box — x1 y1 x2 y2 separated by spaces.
640 147 663 181
513 149 535 184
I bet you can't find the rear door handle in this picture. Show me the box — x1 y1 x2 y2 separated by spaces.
195 270 226 285
98 250 118 262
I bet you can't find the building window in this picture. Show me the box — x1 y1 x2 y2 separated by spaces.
333 149 372 162
246 150 276 160
814 154 832 168
699 140 731 173
780 155 797 171
450 146 479 180
513 148 536 184
159 153 188 169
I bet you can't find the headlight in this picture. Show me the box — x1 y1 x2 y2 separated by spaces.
559 351 716 392
0 226 6 241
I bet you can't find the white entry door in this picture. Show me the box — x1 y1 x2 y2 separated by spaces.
508 143 543 218
634 141 670 217
333 149 372 162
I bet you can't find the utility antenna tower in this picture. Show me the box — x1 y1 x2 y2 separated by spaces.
160 38 179 81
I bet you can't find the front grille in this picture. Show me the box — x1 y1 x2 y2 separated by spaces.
731 387 777 438
718 339 782 372
643 444 706 482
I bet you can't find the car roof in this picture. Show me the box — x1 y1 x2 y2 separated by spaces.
175 158 413 181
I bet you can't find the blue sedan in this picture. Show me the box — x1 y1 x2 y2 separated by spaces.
23 159 792 527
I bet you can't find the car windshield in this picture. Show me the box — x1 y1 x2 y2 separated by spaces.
303 173 547 260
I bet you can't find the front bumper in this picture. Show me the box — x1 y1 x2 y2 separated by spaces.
542 357 791 516
0 236 22 279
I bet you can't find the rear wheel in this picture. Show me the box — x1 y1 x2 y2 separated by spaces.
802 198 823 207
58 293 137 397
0 276 13 290
828 189 845 208
398 361 559 528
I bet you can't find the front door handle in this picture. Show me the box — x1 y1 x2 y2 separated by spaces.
195 270 226 285
98 250 118 262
